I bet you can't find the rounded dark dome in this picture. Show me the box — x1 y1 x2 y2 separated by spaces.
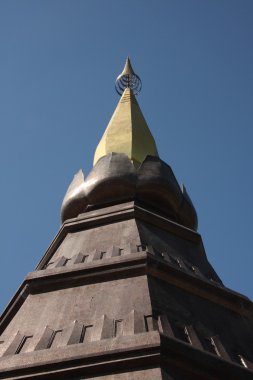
61 153 198 231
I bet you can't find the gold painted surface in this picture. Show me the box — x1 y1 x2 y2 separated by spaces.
93 88 158 166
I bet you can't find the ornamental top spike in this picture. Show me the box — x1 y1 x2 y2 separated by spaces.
115 57 142 96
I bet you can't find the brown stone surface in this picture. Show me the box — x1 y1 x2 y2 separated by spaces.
82 367 164 379
0 201 252 379
0 276 151 355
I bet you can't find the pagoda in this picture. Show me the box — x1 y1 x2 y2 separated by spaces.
0 58 252 379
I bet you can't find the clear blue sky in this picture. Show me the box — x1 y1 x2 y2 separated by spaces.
0 0 252 313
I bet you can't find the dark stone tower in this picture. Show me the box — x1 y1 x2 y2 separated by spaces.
0 59 253 379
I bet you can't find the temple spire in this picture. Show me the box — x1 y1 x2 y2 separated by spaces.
93 58 158 167
115 57 142 95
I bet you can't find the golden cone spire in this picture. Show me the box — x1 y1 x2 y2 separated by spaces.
93 58 158 167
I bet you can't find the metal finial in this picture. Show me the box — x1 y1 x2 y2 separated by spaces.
115 57 142 96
